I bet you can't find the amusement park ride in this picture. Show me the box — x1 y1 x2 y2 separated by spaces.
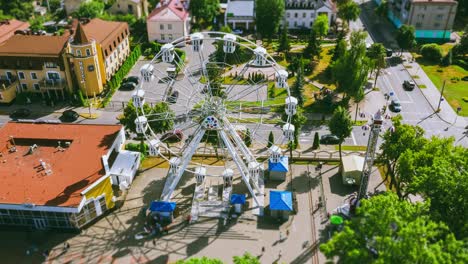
132 32 297 221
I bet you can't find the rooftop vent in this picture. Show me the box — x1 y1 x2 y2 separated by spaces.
28 144 38 154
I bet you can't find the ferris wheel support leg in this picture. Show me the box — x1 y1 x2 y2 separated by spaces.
219 130 263 215
160 128 206 201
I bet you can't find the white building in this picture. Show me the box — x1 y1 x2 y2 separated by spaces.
225 0 255 31
284 0 336 29
147 0 190 43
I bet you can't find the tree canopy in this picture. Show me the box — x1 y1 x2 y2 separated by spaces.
396 25 416 52
367 43 387 89
277 26 290 52
320 193 468 263
328 106 352 160
75 0 105 18
313 14 329 39
304 29 321 59
120 101 174 134
255 0 285 39
338 1 361 28
0 0 33 20
291 61 305 107
189 0 220 25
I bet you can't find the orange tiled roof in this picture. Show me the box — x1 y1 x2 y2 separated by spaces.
0 123 122 207
0 19 30 44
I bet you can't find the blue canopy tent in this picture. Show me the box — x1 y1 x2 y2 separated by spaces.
269 190 293 220
230 194 246 213
149 201 176 221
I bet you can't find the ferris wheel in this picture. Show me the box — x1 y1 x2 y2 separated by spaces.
132 32 298 219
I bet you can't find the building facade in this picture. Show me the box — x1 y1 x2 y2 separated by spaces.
0 18 130 103
64 0 91 15
284 0 336 29
147 0 190 43
225 0 255 30
109 0 149 19
0 123 140 230
378 0 458 40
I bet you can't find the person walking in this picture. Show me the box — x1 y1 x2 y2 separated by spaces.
278 250 282 259
63 242 70 252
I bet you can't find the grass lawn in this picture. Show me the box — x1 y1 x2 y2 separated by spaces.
306 46 336 90
416 57 468 116
334 145 367 151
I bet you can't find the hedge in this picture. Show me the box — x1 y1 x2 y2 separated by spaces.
100 45 142 107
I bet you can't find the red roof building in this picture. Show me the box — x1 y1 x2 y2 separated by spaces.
0 19 30 44
147 0 190 43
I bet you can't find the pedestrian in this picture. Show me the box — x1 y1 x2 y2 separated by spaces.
42 249 49 258
278 250 282 259
279 231 283 242
152 239 156 246
63 242 70 252
261 246 265 253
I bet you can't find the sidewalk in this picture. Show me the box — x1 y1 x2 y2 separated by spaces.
402 52 467 128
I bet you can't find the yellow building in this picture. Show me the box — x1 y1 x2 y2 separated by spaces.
0 19 130 103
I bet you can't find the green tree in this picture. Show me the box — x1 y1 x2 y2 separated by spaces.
256 0 285 39
244 128 252 147
29 16 45 32
304 29 321 59
233 252 260 264
277 26 290 52
328 106 352 160
267 131 274 148
367 43 386 89
220 25 232 33
352 86 364 123
396 137 468 238
320 193 468 263
48 0 62 12
291 61 305 107
313 14 329 40
378 115 426 197
189 0 220 25
396 24 416 54
338 1 361 31
291 107 307 150
420 43 443 62
312 131 320 150
120 101 174 134
375 0 388 21
332 38 347 62
0 0 33 20
75 0 105 18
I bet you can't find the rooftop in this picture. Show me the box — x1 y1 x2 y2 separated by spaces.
270 190 293 211
0 34 70 57
0 19 30 44
226 0 255 17
148 0 189 22
0 123 122 207
81 18 128 48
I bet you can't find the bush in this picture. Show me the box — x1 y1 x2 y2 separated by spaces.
462 97 468 102
420 43 443 62
125 142 148 153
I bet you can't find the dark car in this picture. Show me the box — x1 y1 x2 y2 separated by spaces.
123 76 140 85
390 99 402 112
403 80 416 90
161 129 184 143
462 76 468 81
167 91 179 104
320 134 340 144
119 82 137 90
10 108 31 118
386 49 393 57
61 110 79 122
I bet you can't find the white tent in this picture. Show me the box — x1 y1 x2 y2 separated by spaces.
340 155 365 185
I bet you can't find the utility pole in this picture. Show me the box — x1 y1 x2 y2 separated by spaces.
436 80 446 112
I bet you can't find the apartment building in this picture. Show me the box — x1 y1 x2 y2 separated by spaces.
381 0 458 40
224 0 255 31
109 0 149 19
284 0 336 29
0 18 130 103
147 0 190 43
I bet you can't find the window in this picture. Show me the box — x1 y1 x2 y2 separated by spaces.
6 71 13 80
117 36 120 43
47 72 60 80
30 72 37 80
437 14 444 19
21 83 27 90
294 13 298 18
121 32 124 39
18 72 25 80
287 13 290 18
113 41 116 48
168 24 172 30
86 49 91 56
311 13 314 18
310 21 313 27
105 50 108 57
125 29 128 35
168 34 173 41
33 83 40 91
294 21 297 27
128 4 133 13
415 22 422 28
160 24 164 30
76 50 82 57
303 13 306 18
161 34 165 40
434 22 441 27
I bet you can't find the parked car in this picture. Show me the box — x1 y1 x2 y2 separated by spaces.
402 80 416 90
161 129 184 143
61 110 79 122
10 108 31 118
123 76 140 85
320 134 340 144
390 99 402 112
386 49 393 57
119 82 137 90
462 76 468 81
167 91 179 104
233 29 243 35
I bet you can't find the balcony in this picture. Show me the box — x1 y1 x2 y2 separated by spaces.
0 75 18 85
39 78 67 90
